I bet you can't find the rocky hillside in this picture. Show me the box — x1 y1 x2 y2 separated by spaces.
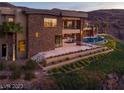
89 9 124 41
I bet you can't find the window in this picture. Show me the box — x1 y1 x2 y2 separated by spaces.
18 40 25 53
64 20 74 29
67 21 73 28
55 35 62 47
63 20 80 29
35 32 39 38
44 18 57 27
8 17 14 22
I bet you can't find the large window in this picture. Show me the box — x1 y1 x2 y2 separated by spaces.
63 20 80 29
18 40 25 53
44 18 57 27
55 35 62 47
8 17 14 22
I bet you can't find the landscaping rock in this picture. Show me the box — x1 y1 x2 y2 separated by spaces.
103 73 119 89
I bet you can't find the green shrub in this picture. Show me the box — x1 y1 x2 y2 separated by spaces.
53 72 101 90
0 62 7 70
78 61 85 66
83 78 101 89
51 68 59 73
8 62 22 80
39 59 47 67
114 66 124 76
70 63 77 69
25 59 38 70
24 71 35 81
62 65 71 71
9 62 18 71
58 68 66 73
105 40 116 49
75 62 82 68
10 68 21 80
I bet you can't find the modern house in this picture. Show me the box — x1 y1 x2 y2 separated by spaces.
0 3 97 61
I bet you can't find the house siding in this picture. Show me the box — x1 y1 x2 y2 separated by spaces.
0 3 89 60
27 14 62 57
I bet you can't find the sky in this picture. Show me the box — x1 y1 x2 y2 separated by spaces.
11 2 124 12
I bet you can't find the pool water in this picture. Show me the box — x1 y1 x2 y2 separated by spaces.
82 36 106 43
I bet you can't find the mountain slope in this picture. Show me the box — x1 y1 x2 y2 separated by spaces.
88 9 124 41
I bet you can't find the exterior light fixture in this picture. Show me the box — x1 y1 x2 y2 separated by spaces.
35 32 39 38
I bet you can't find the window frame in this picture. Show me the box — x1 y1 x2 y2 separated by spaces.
44 18 57 28
8 17 14 22
18 40 26 53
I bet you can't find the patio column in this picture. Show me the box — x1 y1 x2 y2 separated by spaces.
12 33 16 61
12 43 16 61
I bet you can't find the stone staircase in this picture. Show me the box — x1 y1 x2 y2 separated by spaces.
42 47 113 70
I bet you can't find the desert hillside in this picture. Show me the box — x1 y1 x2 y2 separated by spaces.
89 9 124 41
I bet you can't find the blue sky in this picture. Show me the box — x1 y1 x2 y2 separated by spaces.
11 2 124 11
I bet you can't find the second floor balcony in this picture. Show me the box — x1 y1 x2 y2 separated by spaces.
63 20 81 29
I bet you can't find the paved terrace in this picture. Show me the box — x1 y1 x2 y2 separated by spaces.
31 43 99 63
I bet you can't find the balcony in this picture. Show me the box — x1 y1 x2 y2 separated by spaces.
62 29 80 34
63 20 80 29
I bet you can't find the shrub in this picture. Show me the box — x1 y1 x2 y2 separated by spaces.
78 61 84 65
105 40 116 49
24 71 35 81
10 68 21 80
62 65 70 71
8 62 22 80
9 62 18 71
58 68 66 73
0 62 7 70
0 74 8 80
53 72 101 90
114 66 124 76
25 59 38 70
75 62 82 68
83 77 101 89
51 68 59 73
70 63 76 69
39 59 47 67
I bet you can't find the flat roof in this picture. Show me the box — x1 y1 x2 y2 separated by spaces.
24 8 88 18
0 3 88 18
24 9 60 16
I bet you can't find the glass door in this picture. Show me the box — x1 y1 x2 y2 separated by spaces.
2 44 7 57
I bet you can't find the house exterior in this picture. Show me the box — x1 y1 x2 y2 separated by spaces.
0 3 96 61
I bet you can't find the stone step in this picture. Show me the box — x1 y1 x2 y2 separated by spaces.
43 48 113 70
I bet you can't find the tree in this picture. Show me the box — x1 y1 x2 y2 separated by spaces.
0 22 23 61
94 19 100 34
102 17 110 34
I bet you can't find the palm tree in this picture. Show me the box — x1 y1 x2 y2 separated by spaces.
94 19 100 35
0 22 23 61
102 17 110 34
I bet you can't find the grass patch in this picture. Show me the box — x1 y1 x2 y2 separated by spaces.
51 35 124 89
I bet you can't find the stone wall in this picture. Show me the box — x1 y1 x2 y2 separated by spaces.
27 14 62 57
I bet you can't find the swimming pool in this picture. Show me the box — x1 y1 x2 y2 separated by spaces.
82 36 107 43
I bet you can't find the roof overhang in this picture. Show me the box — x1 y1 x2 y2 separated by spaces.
61 10 88 18
24 9 88 18
24 9 60 16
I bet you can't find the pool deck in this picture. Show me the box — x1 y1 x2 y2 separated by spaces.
31 43 99 62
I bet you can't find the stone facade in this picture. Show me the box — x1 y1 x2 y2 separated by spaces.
0 3 90 60
27 14 63 57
